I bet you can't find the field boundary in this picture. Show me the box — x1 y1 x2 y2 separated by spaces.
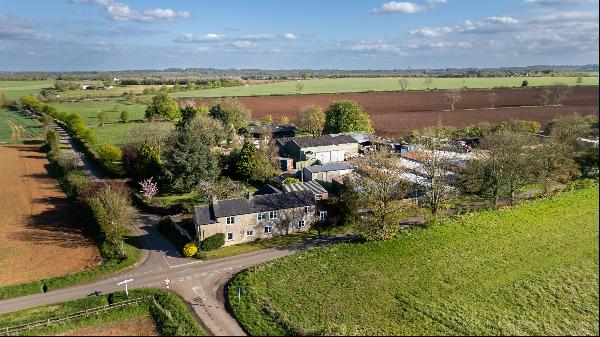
0 296 153 336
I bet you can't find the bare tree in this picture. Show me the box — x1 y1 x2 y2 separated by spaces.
296 81 304 94
444 89 462 110
423 77 433 90
353 149 414 241
298 105 325 136
276 207 306 235
398 78 409 91
548 83 570 105
488 92 498 109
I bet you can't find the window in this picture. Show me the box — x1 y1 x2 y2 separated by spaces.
226 216 235 225
257 212 266 221
264 225 272 234
246 229 254 236
315 194 322 201
319 211 327 221
227 232 233 241
269 210 278 219
298 220 306 228
304 206 311 214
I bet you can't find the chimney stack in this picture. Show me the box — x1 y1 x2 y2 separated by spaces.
212 195 218 205
245 192 253 200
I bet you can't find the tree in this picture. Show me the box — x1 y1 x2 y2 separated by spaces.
209 98 252 131
45 129 61 155
460 131 538 206
324 100 374 134
533 138 579 194
298 105 325 136
234 140 258 180
353 149 413 241
548 83 570 105
398 78 409 91
19 94 43 113
130 141 162 181
261 114 273 125
197 177 250 201
126 122 174 156
414 127 456 214
145 92 180 120
88 184 131 258
179 104 198 127
0 91 14 108
97 144 123 163
162 116 223 192
296 81 304 94
521 80 529 87
97 111 109 126
443 89 461 110
576 76 583 86
545 112 596 148
120 110 129 123
488 92 498 109
424 77 433 90
139 177 159 203
252 138 281 182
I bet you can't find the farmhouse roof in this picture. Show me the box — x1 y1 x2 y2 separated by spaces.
194 190 315 226
305 162 352 173
292 135 358 148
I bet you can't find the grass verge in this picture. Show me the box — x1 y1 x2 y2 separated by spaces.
0 289 206 336
228 187 599 336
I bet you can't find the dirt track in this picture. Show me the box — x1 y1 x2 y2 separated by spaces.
190 87 599 137
0 144 100 286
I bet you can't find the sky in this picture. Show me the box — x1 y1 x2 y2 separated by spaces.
0 0 598 71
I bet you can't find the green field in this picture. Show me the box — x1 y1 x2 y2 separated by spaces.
0 289 206 336
51 100 147 126
172 76 599 98
229 187 600 336
90 121 172 146
0 80 53 100
0 108 43 143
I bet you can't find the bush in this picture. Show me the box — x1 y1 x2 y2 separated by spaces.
183 242 198 257
66 171 92 200
283 177 300 184
120 110 129 123
200 233 225 251
97 144 123 163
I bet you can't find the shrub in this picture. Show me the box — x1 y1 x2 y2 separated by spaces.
283 177 300 184
120 110 129 123
56 152 79 173
183 242 198 257
66 171 92 200
97 144 123 163
200 233 225 251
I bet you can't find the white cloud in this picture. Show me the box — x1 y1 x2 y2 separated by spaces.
232 40 255 49
71 0 190 22
371 2 426 14
175 33 226 43
427 0 448 4
410 26 453 37
241 33 297 41
0 12 51 41
485 16 519 24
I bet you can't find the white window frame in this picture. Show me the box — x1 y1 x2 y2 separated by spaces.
227 232 234 241
226 216 235 225
269 210 278 219
319 211 327 221
246 229 254 236
264 225 273 234
257 212 266 221
298 220 306 228
304 206 311 214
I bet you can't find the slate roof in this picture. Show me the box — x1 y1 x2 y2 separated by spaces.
282 180 328 195
292 135 358 149
248 124 296 134
305 162 352 173
194 190 316 226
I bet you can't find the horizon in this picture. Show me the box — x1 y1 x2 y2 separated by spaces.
1 0 598 71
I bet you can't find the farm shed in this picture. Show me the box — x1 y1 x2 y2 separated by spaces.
282 180 329 200
303 162 353 183
277 135 359 169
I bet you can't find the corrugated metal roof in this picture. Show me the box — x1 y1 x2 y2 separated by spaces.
282 180 328 194
292 135 358 148
305 162 352 173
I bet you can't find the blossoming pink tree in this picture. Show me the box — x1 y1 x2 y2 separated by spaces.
139 177 158 203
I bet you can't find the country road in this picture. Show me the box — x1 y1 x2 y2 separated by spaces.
0 123 351 336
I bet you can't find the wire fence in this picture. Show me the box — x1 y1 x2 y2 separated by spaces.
0 296 154 336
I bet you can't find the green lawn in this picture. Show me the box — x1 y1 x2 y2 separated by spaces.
229 187 600 336
0 108 43 143
51 100 147 126
0 289 206 336
172 76 599 98
91 121 172 146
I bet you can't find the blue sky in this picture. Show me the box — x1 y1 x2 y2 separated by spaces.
0 0 598 71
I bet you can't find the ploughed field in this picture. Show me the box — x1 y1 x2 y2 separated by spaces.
0 144 100 286
189 86 599 137
229 187 600 335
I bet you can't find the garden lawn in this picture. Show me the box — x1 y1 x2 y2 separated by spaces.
91 122 172 146
51 100 147 126
172 76 599 98
229 187 600 336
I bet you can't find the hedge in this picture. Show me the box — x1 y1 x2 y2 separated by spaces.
200 233 225 251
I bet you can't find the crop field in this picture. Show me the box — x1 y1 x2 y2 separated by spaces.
0 80 53 100
190 86 599 137
0 108 43 143
51 100 147 126
0 144 100 286
56 84 170 100
172 76 598 98
229 187 600 336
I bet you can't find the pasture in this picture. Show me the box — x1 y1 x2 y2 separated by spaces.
0 80 53 100
51 101 146 126
229 187 600 336
172 76 599 98
0 108 43 143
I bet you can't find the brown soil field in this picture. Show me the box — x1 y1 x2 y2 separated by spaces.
190 87 599 137
58 315 159 336
0 144 100 286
